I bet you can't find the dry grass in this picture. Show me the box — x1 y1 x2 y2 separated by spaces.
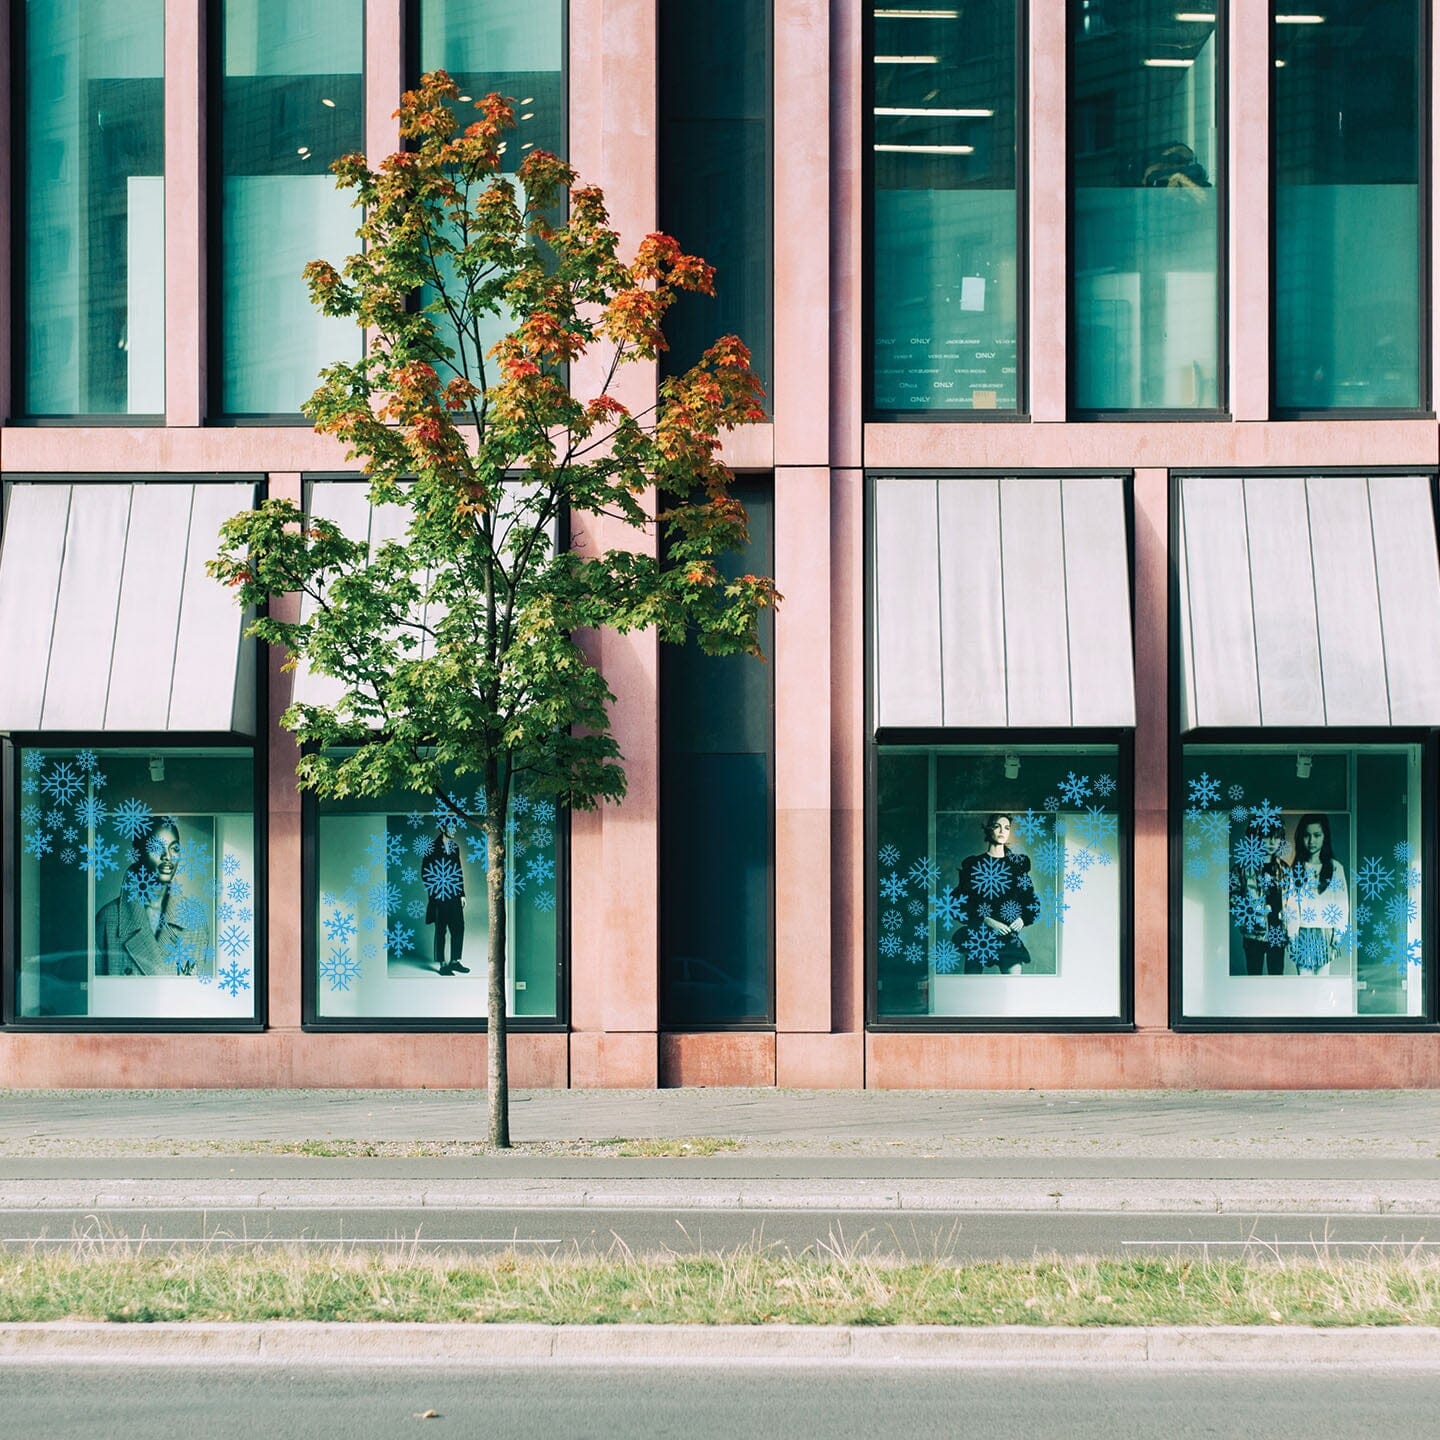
4 1236 1440 1327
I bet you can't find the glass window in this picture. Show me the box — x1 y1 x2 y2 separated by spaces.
21 0 165 416
660 481 774 1027
870 1 1019 413
1069 1 1221 411
659 0 772 394
874 744 1124 1021
1181 744 1425 1020
15 747 257 1022
216 0 364 415
312 761 561 1022
414 0 565 379
1273 2 1422 411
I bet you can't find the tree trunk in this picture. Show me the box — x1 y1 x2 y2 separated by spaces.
485 798 510 1148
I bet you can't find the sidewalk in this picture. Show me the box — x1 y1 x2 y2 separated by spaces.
2 1088 1439 1213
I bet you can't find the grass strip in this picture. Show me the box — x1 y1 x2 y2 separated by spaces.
4 1247 1440 1327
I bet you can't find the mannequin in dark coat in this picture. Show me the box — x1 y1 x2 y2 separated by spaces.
421 825 469 974
953 812 1041 976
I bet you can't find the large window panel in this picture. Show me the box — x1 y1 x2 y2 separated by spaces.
217 0 364 416
1069 1 1221 411
414 0 565 382
870 1 1019 413
1272 2 1422 411
21 0 165 416
874 744 1124 1021
312 760 561 1022
659 0 772 393
660 481 774 1027
15 746 258 1022
1181 744 1426 1020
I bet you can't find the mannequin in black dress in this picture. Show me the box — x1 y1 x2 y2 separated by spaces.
953 812 1041 976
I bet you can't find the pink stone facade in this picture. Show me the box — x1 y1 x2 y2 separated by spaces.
3 2 1440 1089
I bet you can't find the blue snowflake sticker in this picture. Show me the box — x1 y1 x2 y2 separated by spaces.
217 963 251 997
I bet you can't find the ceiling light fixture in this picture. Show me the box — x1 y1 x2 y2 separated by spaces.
874 54 940 63
320 96 336 107
1143 57 1195 66
1174 10 1215 19
874 106 995 117
1274 12 1325 21
873 142 974 154
874 7 960 16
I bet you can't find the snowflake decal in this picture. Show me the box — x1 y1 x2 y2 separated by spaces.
74 796 107 829
1094 774 1117 798
173 895 209 932
412 833 434 858
1248 799 1282 831
1230 893 1267 930
423 856 464 901
1355 857 1393 901
1071 847 1096 873
1187 772 1220 808
999 900 1022 924
1043 795 1060 813
527 853 556 886
878 844 902 869
964 927 1000 967
22 752 44 774
908 857 941 890
932 938 963 974
907 898 924 917
112 798 154 840
879 932 902 957
1407 866 1423 891
1184 854 1210 880
22 830 52 859
1386 893 1418 927
351 865 372 886
74 749 98 773
323 910 357 944
1232 836 1268 870
1394 841 1413 864
903 942 926 966
879 871 906 904
881 910 903 932
1292 867 1318 900
174 839 210 883
431 796 469 830
222 853 241 878
20 803 41 828
123 868 163 906
1199 811 1229 841
532 890 557 914
45 809 65 831
1229 806 1248 824
1292 931 1329 973
406 899 427 921
218 925 249 959
1402 937 1424 969
1076 806 1118 847
1227 784 1245 802
1354 903 1371 928
929 891 966 926
217 962 251 997
228 877 252 903
464 835 489 868
1321 902 1346 929
1063 870 1085 893
81 838 119 878
1057 772 1092 806
41 762 82 805
1266 923 1288 948
970 857 1010 899
532 799 557 825
386 924 415 956
320 947 361 991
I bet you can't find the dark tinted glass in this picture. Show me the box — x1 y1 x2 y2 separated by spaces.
1273 2 1422 410
659 0 772 396
660 480 774 1027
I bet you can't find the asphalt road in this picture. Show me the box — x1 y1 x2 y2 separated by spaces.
6 1206 1440 1259
2 1363 1439 1439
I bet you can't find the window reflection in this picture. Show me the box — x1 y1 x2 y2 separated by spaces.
1273 1 1422 410
218 0 363 415
23 0 165 416
1069 0 1221 411
871 1 1019 413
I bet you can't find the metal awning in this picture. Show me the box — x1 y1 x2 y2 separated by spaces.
0 482 257 734
1177 474 1440 729
872 475 1136 729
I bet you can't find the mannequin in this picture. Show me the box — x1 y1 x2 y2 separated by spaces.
421 822 469 975
1285 813 1348 976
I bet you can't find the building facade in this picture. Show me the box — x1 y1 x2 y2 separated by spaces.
3 1 1440 1089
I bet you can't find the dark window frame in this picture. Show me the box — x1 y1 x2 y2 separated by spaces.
2 729 268 1033
658 472 777 1032
1268 0 1433 420
1066 0 1230 420
863 0 1031 422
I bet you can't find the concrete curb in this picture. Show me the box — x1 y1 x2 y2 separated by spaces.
1 1321 1440 1367
5 1181 1440 1214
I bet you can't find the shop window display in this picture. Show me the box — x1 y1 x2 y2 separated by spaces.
1180 745 1425 1020
313 763 561 1022
14 747 257 1021
874 744 1124 1020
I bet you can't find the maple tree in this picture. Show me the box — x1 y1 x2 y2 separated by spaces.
211 73 775 1145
